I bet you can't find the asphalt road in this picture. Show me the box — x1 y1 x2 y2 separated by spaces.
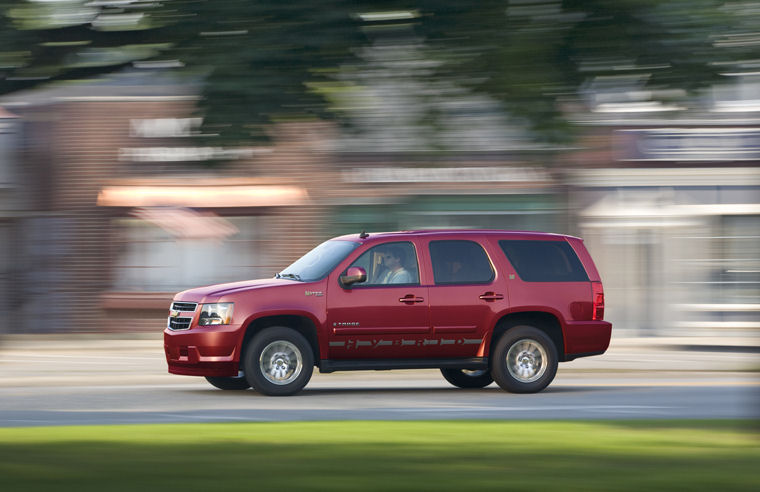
0 336 758 427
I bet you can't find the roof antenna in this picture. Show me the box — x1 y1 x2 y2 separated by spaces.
359 230 369 239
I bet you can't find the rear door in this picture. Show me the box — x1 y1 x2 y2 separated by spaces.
424 238 507 358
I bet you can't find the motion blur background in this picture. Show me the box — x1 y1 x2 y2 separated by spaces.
0 0 757 338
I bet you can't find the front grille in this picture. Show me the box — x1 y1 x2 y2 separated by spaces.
172 302 198 312
168 317 193 330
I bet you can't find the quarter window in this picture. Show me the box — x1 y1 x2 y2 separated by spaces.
499 240 589 282
429 240 494 285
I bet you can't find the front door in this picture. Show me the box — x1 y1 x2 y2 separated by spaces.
326 241 429 359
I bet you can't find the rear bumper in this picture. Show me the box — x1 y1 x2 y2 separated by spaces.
563 320 612 360
164 325 243 377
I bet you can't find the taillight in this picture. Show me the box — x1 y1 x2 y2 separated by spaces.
591 281 605 321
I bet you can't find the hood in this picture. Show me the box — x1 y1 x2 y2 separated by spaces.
175 277 299 302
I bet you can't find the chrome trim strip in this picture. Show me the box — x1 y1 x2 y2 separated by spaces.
168 316 193 331
171 302 198 312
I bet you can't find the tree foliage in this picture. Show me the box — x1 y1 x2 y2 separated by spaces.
0 1 750 146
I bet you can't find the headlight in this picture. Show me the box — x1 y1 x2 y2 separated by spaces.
198 303 234 326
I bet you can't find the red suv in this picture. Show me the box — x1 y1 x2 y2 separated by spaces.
164 230 611 395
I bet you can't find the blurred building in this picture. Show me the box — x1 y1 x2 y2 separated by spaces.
0 73 321 332
0 70 567 334
0 108 21 336
1 70 758 339
567 76 760 337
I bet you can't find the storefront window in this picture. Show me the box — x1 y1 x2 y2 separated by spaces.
716 215 760 304
112 215 269 291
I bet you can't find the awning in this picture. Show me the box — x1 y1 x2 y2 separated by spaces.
97 182 309 208
580 193 760 229
583 196 760 218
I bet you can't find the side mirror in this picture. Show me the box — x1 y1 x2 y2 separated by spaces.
340 266 367 288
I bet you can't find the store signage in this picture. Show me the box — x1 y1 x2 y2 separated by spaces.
618 128 760 161
130 118 202 138
122 117 256 162
343 166 551 183
119 147 253 162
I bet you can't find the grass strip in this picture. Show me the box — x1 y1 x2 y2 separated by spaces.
0 420 757 491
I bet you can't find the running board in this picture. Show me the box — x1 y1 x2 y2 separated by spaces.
318 357 488 374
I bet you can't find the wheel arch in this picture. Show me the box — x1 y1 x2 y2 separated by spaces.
489 311 566 362
240 314 320 366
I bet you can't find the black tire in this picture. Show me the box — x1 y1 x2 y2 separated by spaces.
243 326 314 396
490 325 558 393
440 368 494 389
205 375 251 390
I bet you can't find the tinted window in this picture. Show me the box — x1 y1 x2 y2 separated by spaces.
347 241 419 286
430 240 494 285
499 240 589 282
279 240 360 282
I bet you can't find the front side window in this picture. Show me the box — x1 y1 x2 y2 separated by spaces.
429 240 494 285
347 241 420 286
279 240 360 282
499 240 589 282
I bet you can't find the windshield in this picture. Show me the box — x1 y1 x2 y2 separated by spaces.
277 240 360 282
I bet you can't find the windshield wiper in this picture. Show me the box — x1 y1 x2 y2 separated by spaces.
276 272 302 281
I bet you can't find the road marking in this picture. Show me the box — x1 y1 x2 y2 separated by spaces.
3 419 62 424
0 359 155 365
1 354 160 360
393 405 674 413
554 381 760 387
157 413 269 422
0 356 161 364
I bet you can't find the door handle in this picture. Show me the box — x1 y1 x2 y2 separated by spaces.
479 292 504 301
399 295 425 304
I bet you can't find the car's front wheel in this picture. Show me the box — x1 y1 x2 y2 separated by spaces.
440 368 493 388
491 325 558 393
243 326 314 396
205 375 251 390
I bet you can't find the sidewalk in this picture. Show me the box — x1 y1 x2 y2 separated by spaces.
565 335 759 372
0 332 757 372
608 335 760 353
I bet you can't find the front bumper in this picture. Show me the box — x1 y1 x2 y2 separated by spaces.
164 324 243 377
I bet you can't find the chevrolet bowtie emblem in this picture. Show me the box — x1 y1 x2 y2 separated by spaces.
169 310 180 318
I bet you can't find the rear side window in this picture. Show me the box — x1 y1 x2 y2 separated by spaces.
499 240 589 282
430 240 494 285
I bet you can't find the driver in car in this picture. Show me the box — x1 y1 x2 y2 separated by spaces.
378 246 413 284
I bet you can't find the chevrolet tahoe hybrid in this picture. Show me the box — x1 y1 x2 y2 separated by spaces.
164 230 612 395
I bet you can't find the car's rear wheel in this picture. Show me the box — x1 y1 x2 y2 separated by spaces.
491 325 558 393
205 375 251 390
440 368 493 388
243 326 314 396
